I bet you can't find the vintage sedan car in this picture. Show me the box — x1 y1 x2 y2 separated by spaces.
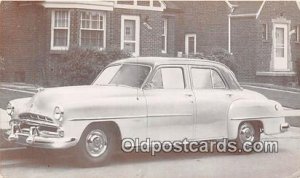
4 57 289 165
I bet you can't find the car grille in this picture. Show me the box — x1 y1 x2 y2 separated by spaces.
20 123 57 133
19 113 54 124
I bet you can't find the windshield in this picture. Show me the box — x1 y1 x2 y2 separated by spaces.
93 64 151 88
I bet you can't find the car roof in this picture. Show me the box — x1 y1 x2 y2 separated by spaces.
114 57 227 68
112 57 241 90
113 57 233 75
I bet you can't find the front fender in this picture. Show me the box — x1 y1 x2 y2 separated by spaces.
227 99 284 139
9 97 32 119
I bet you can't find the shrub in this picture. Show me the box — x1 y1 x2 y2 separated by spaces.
57 48 131 86
189 48 239 75
296 59 300 85
0 56 5 72
0 56 5 80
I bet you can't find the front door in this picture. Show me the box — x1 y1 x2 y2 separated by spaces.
121 15 140 56
144 66 195 142
273 24 288 71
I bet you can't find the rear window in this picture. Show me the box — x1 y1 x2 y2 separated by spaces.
191 68 226 89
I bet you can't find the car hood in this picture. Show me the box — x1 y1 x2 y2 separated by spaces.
25 85 139 117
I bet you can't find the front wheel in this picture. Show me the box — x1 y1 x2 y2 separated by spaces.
74 125 115 167
236 122 260 152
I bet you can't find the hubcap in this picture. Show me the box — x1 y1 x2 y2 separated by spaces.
239 123 255 143
85 129 108 158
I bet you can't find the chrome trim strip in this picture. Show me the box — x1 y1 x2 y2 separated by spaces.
70 114 192 121
231 116 283 120
11 118 59 127
70 115 147 121
148 114 193 118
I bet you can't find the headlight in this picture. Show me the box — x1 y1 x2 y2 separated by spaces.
53 106 64 122
6 102 14 116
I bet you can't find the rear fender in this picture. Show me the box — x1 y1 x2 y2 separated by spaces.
227 99 283 139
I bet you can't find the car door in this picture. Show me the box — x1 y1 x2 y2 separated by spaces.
143 65 196 142
190 66 233 140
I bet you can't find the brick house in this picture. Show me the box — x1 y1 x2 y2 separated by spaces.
0 1 300 85
0 0 176 84
228 1 300 85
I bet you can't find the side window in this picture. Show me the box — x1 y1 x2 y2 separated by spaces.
211 70 226 89
151 67 185 89
191 68 212 89
191 68 226 89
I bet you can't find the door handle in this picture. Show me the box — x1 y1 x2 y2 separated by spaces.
185 94 193 97
226 93 233 97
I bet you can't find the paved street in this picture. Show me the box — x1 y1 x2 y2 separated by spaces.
243 85 300 109
0 128 300 178
243 85 300 127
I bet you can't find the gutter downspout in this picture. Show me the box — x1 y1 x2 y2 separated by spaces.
228 14 231 54
228 3 236 55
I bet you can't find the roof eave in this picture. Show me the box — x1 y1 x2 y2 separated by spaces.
229 13 257 18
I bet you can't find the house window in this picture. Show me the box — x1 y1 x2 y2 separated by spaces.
262 24 268 40
161 19 167 53
80 11 106 49
51 10 70 50
185 34 197 55
296 25 300 43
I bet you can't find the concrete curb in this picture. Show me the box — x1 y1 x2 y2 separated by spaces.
241 82 300 93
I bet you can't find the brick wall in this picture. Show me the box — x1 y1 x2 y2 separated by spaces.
231 17 258 82
231 1 300 84
256 1 300 85
0 2 44 83
257 1 300 73
173 1 230 55
0 3 173 84
109 8 165 56
43 8 173 86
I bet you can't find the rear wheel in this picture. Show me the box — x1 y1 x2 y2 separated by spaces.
236 122 261 152
74 125 116 167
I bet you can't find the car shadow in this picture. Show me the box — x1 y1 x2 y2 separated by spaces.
0 147 255 169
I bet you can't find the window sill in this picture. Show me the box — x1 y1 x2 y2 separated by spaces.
256 71 296 77
49 50 69 55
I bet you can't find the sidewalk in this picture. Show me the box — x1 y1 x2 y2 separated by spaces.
263 127 300 139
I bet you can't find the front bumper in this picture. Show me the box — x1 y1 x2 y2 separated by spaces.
4 131 77 149
4 119 77 149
